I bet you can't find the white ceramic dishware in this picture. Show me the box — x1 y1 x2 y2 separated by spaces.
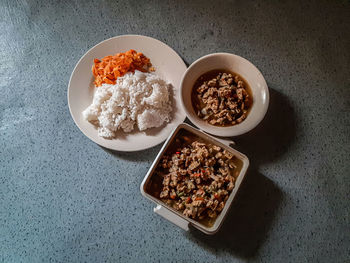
180 53 269 137
68 35 187 151
140 123 249 234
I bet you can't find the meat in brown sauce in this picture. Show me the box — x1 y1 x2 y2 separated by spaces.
191 70 253 126
155 135 241 223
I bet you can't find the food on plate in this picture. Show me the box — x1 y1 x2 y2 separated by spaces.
191 69 253 126
147 131 242 226
82 71 172 138
83 49 172 138
92 49 154 87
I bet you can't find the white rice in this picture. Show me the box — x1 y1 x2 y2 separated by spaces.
82 71 172 138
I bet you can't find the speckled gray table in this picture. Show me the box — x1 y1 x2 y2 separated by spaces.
1 1 349 262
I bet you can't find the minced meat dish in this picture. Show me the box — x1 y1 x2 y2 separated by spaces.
154 134 241 223
191 69 253 126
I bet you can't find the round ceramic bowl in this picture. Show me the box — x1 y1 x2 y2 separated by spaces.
180 53 269 137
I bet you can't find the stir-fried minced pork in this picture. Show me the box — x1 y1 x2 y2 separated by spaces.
191 71 252 126
157 137 240 221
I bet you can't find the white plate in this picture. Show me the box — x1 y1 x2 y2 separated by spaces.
68 35 187 151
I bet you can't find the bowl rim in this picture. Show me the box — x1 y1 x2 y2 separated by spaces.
180 52 269 137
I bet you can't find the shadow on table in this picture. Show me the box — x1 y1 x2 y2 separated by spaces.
234 88 297 166
185 88 296 258
185 169 283 258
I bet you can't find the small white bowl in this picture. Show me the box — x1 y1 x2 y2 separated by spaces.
180 53 269 137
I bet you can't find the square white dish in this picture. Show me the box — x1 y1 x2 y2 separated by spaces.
140 123 249 234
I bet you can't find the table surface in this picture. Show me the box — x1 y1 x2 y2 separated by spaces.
1 0 349 262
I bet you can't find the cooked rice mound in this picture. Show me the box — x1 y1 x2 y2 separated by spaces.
83 70 172 138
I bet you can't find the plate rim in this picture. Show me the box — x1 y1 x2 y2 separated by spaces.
67 34 187 152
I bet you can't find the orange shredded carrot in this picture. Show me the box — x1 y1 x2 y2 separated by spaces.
92 49 152 87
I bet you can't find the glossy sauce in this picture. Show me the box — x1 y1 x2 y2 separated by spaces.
191 69 253 126
145 129 243 227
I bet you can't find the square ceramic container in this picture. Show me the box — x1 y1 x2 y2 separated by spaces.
140 123 249 235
